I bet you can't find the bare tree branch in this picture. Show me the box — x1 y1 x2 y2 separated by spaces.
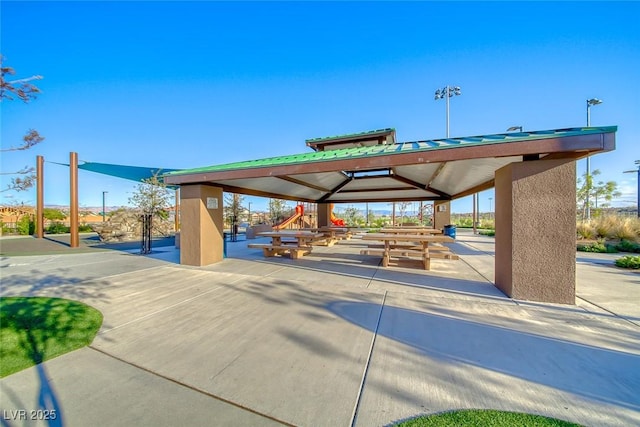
0 129 45 152
1 55 42 103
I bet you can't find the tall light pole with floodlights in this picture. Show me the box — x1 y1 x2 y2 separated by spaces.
434 85 462 138
585 98 603 220
623 160 640 218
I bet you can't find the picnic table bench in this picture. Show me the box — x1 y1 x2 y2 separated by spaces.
248 231 325 259
360 233 458 270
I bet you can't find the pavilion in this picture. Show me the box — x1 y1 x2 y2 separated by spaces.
163 126 616 305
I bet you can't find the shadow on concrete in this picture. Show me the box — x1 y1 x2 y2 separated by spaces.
0 233 176 256
327 300 640 414
250 255 507 301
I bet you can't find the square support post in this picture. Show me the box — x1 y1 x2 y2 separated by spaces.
179 185 224 266
317 203 331 227
495 159 576 304
433 201 451 231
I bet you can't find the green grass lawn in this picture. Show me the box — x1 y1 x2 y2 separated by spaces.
395 410 582 426
0 296 103 377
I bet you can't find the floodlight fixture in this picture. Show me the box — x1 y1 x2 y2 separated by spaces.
507 126 523 132
434 85 462 137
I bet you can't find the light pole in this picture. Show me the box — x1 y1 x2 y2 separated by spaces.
507 126 523 132
623 160 640 218
102 191 108 221
434 85 462 138
366 202 369 226
488 197 493 218
585 98 603 220
248 202 252 225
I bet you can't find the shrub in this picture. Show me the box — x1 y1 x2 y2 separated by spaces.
593 216 618 239
16 215 35 235
78 224 93 233
576 241 618 253
46 222 70 234
576 221 596 240
615 255 640 269
616 239 640 253
479 219 495 230
613 218 640 242
479 229 495 237
453 217 474 228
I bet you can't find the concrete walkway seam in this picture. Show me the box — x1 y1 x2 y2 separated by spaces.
350 290 387 427
87 346 296 427
98 284 227 335
457 241 496 285
576 295 640 328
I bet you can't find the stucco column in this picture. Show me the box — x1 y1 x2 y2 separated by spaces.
433 201 451 231
495 159 576 304
179 185 224 266
317 203 331 227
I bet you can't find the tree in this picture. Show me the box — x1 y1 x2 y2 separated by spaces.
576 169 622 220
0 55 44 192
43 208 66 221
343 206 363 226
223 193 245 225
128 173 172 218
396 201 411 225
268 198 288 223
592 180 622 213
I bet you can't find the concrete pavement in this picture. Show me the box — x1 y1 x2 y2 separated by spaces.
0 231 638 426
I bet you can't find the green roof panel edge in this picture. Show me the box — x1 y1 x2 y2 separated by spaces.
165 126 617 177
305 127 395 143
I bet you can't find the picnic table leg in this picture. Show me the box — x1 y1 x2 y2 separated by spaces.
382 242 390 267
422 243 431 270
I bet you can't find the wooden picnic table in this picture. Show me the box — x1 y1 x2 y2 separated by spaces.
300 226 354 245
248 230 325 259
379 227 442 235
360 233 456 270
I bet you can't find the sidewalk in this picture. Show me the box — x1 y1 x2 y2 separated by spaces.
1 231 638 426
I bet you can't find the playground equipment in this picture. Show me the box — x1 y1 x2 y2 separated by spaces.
330 204 345 226
274 204 305 230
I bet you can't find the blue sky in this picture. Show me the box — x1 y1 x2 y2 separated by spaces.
2 1 639 214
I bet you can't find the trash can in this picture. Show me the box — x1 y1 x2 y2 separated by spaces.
443 224 456 239
223 232 228 258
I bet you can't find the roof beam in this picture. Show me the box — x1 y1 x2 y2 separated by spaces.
391 169 452 199
206 183 317 203
276 175 330 193
426 162 447 189
452 179 496 199
330 195 447 203
318 176 353 202
337 186 415 194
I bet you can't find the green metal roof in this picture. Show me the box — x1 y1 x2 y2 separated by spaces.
165 126 617 177
305 128 395 143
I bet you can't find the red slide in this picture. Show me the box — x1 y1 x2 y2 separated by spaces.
330 204 345 226
274 205 305 230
